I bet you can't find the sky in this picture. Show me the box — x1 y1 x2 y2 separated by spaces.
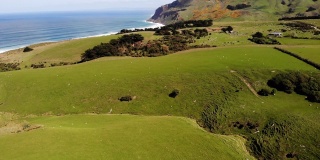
0 0 174 14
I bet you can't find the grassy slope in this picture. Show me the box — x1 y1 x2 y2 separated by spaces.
0 32 159 67
0 115 254 160
0 20 320 159
0 46 319 159
0 47 318 117
155 0 320 23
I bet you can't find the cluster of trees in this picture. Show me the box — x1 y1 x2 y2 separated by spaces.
226 4 251 10
81 26 214 62
164 28 210 38
279 15 320 21
117 28 159 34
80 20 215 62
162 20 213 30
249 32 281 45
274 47 320 70
268 72 320 102
155 20 213 36
81 34 144 62
117 20 213 35
0 63 21 72
281 22 316 32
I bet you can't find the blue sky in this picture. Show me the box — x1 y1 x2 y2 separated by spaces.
0 0 174 13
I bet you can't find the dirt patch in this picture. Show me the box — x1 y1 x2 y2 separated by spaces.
0 112 43 135
0 122 43 135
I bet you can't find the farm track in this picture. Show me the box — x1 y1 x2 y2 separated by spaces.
230 70 261 98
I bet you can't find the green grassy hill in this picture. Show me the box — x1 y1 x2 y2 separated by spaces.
0 45 319 159
0 115 254 160
0 47 317 116
0 32 158 68
149 0 320 24
0 20 320 159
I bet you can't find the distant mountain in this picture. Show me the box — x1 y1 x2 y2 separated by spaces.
149 0 320 24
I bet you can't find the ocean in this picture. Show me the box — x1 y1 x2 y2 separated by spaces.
0 10 162 53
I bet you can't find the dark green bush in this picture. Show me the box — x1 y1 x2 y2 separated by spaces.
249 32 281 44
252 32 264 38
258 89 271 96
169 89 180 98
268 72 320 102
23 47 33 52
119 96 134 102
221 26 233 33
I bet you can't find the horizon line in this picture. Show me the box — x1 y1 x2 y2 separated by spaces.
0 8 156 15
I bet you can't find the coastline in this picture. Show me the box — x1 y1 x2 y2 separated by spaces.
0 20 164 55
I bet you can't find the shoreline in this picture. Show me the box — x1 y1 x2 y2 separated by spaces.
0 21 164 55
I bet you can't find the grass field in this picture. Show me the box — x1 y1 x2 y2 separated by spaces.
0 47 317 117
276 38 320 45
281 45 320 64
0 45 319 159
0 115 254 160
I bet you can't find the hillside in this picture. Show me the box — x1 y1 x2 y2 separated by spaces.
0 19 320 159
0 45 319 159
149 0 320 24
0 115 254 159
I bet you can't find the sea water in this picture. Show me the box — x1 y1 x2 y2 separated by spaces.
0 10 161 53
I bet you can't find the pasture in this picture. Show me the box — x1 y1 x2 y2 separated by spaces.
0 114 254 160
281 45 320 64
0 47 317 117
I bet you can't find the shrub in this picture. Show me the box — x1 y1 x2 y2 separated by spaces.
23 47 33 52
221 26 233 33
119 96 135 102
258 89 271 96
306 7 316 12
31 63 45 69
252 32 264 38
169 89 180 98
